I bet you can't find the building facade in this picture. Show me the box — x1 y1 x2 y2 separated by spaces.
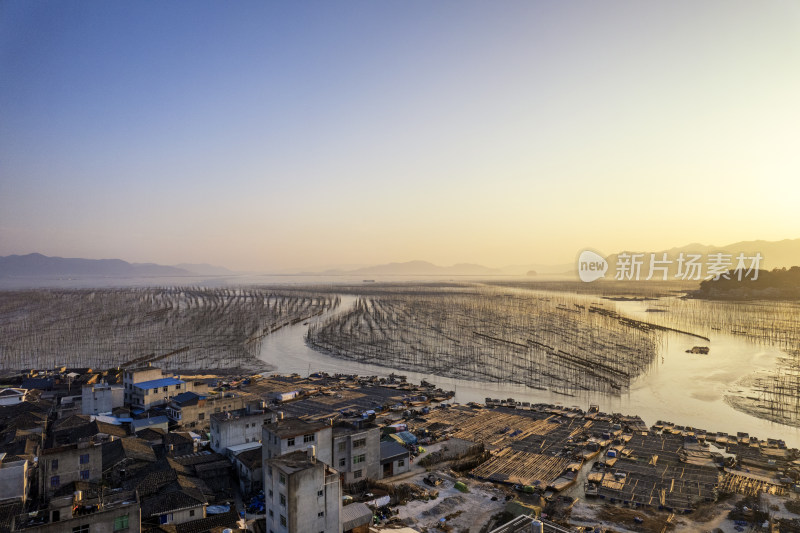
332 421 380 485
40 441 103 497
210 407 275 454
264 450 341 533
82 382 124 415
0 454 29 503
262 417 333 465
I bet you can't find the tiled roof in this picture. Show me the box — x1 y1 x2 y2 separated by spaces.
102 437 157 470
175 508 240 533
141 486 206 517
234 447 262 470
380 440 409 462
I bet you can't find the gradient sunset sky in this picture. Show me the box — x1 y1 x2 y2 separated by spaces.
1 1 798 271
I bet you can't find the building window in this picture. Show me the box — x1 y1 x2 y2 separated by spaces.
337 441 346 452
50 475 60 488
113 515 129 531
189 510 195 517
163 386 168 393
317 490 323 496
280 515 286 527
80 453 90 464
279 472 286 485
51 459 58 470
354 469 363 479
269 489 273 498
303 434 315 443
199 413 204 420
318 511 324 517
398 459 405 467
269 510 273 518
353 454 365 464
279 493 286 506
353 437 366 448
287 437 295 446
338 458 346 468
72 525 90 533
80 469 90 480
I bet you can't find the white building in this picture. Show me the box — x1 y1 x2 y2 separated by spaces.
81 382 124 415
262 417 333 466
209 407 275 454
264 450 341 533
0 453 29 503
0 388 27 406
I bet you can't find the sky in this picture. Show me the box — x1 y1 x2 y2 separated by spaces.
1 1 799 272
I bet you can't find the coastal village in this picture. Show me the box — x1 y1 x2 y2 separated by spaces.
2 367 800 533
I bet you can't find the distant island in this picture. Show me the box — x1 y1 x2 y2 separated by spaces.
0 253 232 278
693 266 800 300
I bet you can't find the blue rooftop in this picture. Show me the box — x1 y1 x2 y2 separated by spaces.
134 377 184 390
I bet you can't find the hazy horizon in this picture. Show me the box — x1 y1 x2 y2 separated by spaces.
2 1 799 271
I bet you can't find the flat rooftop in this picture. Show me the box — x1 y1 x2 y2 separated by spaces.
264 418 329 438
267 450 336 476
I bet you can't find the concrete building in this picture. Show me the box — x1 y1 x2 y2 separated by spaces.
210 406 275 454
332 420 380 484
129 377 188 410
379 440 410 479
81 382 124 415
232 447 263 495
0 388 28 406
166 390 258 430
264 450 341 533
0 453 29 504
262 417 333 465
40 441 103 497
13 489 141 533
122 367 164 404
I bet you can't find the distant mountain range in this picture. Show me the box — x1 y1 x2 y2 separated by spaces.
2 239 797 279
0 254 231 278
606 238 800 274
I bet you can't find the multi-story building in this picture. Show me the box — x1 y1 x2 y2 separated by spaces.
262 417 333 465
128 377 188 410
13 489 141 533
264 450 341 533
39 441 102 497
81 382 124 415
331 420 380 485
167 391 259 430
209 406 275 454
0 453 29 504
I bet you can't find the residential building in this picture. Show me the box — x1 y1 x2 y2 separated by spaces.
332 420 380 484
210 406 274 454
166 390 258 429
40 441 103 497
81 382 124 415
0 453 29 504
13 489 141 533
129 377 188 410
0 388 28 406
264 450 341 533
262 417 333 465
232 447 262 495
341 502 373 533
379 440 410 478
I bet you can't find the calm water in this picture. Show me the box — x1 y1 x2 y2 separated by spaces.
258 293 800 447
